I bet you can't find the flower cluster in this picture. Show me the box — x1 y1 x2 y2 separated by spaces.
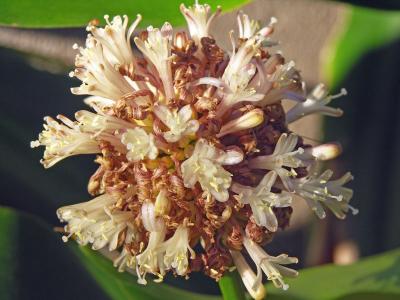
32 3 355 299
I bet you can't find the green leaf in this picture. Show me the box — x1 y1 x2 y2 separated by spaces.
73 244 221 300
2 206 400 300
218 271 247 300
0 206 220 300
268 248 400 300
323 6 400 88
0 0 248 28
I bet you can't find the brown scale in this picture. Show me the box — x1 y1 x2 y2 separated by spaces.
162 173 194 229
224 223 243 251
201 238 232 280
88 141 127 195
200 37 225 77
194 95 219 113
114 90 153 121
197 194 232 229
133 162 153 203
245 219 275 245
196 114 222 138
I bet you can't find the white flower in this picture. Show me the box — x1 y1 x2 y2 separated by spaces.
256 61 302 107
230 250 266 300
231 171 292 232
141 201 165 232
57 194 135 251
286 83 346 123
158 225 195 276
121 127 158 162
113 247 136 272
75 110 135 135
112 222 138 272
136 228 166 284
210 18 276 117
84 96 115 114
134 23 174 100
136 201 166 284
217 108 264 138
249 133 304 191
70 35 134 100
180 3 221 44
237 11 260 39
31 115 99 168
297 142 342 165
87 14 141 67
243 236 298 290
153 104 199 142
289 169 357 219
181 139 243 202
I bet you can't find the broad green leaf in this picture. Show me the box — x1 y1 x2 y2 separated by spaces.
268 248 400 300
0 206 220 300
0 0 248 28
323 5 400 88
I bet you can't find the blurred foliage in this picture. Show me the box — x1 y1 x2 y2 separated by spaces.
0 0 248 28
269 247 400 300
323 5 400 88
1 206 399 300
334 0 400 10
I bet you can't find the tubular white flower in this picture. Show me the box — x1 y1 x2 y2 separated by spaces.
121 127 158 162
180 2 221 44
158 225 195 276
237 11 260 39
57 194 135 251
289 169 357 219
136 227 166 284
87 14 141 67
84 96 115 114
113 247 136 272
137 202 166 284
217 108 264 138
256 61 302 107
243 236 298 291
153 104 199 142
70 36 135 100
75 110 136 135
231 171 292 232
216 18 276 116
297 142 342 165
113 224 138 272
230 250 266 300
181 139 243 202
248 133 304 191
286 83 346 123
141 201 165 232
31 115 100 168
134 23 174 100
223 19 276 86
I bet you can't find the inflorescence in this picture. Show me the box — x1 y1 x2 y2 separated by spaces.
31 2 356 299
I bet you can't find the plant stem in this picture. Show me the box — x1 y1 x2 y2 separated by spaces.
218 271 247 300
